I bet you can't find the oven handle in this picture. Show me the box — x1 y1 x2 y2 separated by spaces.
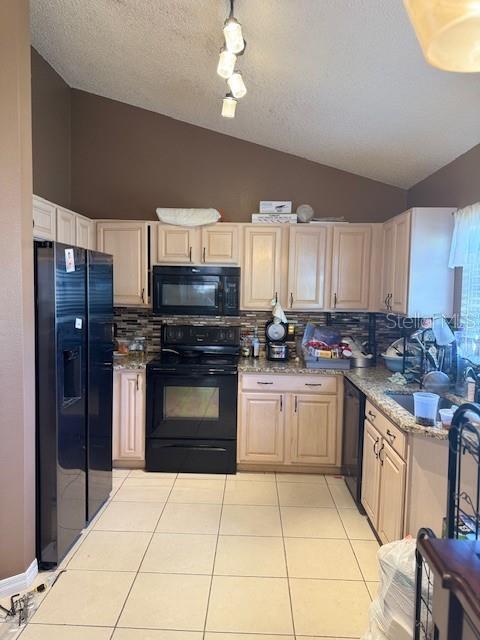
157 444 228 452
149 369 237 377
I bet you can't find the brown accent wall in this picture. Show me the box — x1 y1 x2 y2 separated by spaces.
408 143 480 209
0 0 36 580
71 90 406 222
31 48 71 208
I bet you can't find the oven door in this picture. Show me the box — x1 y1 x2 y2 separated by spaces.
146 370 238 440
153 273 221 316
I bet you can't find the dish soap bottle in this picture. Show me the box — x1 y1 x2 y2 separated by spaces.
252 327 260 358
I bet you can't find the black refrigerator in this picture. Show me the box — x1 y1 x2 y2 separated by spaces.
35 241 113 568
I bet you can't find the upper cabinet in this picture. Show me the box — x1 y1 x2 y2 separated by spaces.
154 223 240 265
156 225 197 264
33 195 56 241
380 219 395 312
380 208 455 316
330 224 372 310
241 225 286 310
33 196 95 249
97 221 149 306
201 224 239 264
287 225 331 310
75 214 96 250
56 207 76 245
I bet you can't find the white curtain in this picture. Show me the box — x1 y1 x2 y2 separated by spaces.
448 202 480 268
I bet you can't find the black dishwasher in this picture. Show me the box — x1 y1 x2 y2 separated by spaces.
342 378 366 513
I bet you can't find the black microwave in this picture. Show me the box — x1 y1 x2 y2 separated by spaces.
152 265 240 316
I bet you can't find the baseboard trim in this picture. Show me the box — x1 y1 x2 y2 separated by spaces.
0 558 38 599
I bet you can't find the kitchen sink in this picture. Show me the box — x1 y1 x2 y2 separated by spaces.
385 391 455 416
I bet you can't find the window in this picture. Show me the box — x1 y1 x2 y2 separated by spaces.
460 255 480 363
449 203 480 363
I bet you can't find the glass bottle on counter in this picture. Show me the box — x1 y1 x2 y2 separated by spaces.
252 327 260 358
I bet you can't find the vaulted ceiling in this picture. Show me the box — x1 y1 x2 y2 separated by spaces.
31 0 480 188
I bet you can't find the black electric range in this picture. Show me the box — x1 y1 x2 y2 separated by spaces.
145 325 240 474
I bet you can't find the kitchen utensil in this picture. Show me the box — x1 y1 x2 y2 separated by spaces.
413 392 440 426
382 353 420 372
422 371 450 394
350 355 374 368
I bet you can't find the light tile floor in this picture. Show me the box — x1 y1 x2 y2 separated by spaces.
16 471 379 640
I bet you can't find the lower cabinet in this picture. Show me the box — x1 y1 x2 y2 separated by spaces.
238 393 285 463
113 369 146 463
377 442 406 543
238 374 342 469
361 410 407 543
289 394 337 465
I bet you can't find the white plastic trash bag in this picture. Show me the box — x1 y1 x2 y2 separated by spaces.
361 537 417 640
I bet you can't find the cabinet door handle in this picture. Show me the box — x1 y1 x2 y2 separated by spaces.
136 374 139 391
189 247 192 263
378 442 385 465
294 395 298 412
305 383 322 387
141 288 145 304
280 395 283 412
203 247 206 263
388 293 392 311
333 292 337 308
373 436 380 458
290 292 293 308
386 428 396 441
257 381 273 385
275 291 278 304
368 410 377 420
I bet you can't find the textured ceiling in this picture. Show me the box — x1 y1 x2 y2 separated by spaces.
31 0 480 188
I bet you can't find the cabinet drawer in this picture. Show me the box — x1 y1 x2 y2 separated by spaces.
365 400 406 459
241 374 337 394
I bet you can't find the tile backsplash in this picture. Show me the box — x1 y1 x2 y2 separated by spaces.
114 307 403 359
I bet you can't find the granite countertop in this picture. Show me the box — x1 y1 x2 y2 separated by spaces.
345 367 454 440
238 356 346 375
113 355 150 370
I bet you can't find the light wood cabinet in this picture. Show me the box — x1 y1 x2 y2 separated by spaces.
75 214 95 250
56 207 76 245
154 223 240 265
201 224 239 264
380 220 395 312
156 225 197 264
238 373 342 470
113 369 145 462
377 441 406 543
33 195 97 249
241 225 285 310
33 195 56 240
361 419 382 524
330 224 372 310
289 394 337 465
238 392 285 463
287 225 330 310
390 211 411 314
379 208 455 316
97 221 148 306
361 407 407 543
